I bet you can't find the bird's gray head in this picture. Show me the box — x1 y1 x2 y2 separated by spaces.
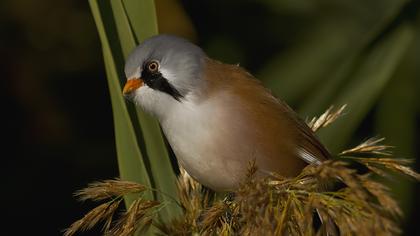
123 34 206 119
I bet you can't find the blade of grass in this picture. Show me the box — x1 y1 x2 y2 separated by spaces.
259 21 360 104
317 23 414 153
122 0 158 41
375 38 418 213
259 1 406 106
298 53 358 117
109 0 137 57
110 0 181 221
297 1 411 118
89 0 153 206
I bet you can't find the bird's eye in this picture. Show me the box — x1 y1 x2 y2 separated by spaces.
147 61 159 73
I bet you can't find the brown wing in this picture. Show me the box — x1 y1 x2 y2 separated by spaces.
278 100 331 164
205 58 330 170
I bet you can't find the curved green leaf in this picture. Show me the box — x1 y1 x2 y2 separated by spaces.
89 0 180 226
110 0 180 221
89 0 153 206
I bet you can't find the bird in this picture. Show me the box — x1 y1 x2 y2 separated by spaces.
122 34 330 191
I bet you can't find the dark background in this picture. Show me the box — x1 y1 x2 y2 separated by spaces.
2 0 419 235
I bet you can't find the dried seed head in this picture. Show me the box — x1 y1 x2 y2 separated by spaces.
307 105 347 132
75 179 146 201
340 137 393 156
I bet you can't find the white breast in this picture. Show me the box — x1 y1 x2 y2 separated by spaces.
160 92 256 191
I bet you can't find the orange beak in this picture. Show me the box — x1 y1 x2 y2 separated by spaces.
123 78 144 95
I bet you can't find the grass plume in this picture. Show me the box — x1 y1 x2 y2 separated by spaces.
74 179 146 201
110 198 160 236
64 200 122 236
340 137 393 156
65 106 418 235
63 180 157 236
307 105 347 132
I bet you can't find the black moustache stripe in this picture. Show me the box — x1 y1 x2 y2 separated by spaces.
141 70 183 101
